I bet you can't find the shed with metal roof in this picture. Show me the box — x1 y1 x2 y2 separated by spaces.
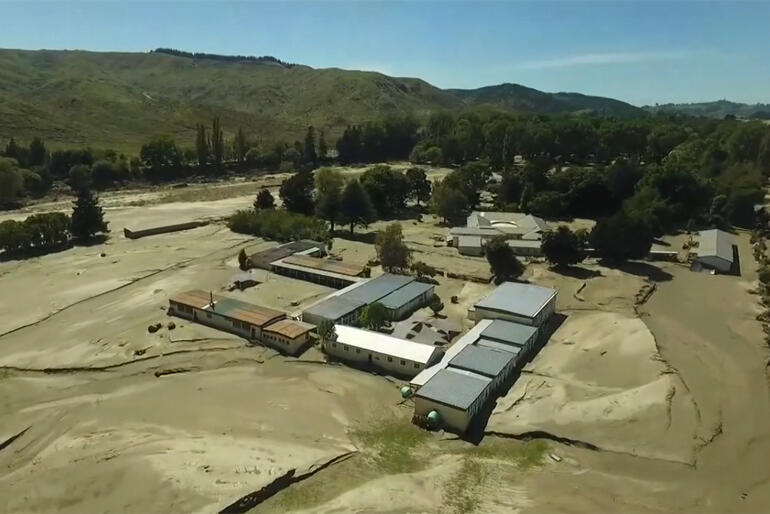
695 229 735 273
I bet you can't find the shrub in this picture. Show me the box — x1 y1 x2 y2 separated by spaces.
227 209 329 242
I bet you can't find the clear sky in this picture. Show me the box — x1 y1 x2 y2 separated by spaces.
4 0 769 106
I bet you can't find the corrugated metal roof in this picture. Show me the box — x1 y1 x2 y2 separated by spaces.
410 319 494 387
415 368 491 410
303 296 365 320
457 235 483 248
480 319 538 346
282 254 365 276
697 229 734 263
170 290 216 309
213 297 285 327
448 344 514 378
339 273 414 305
475 282 557 319
476 338 523 356
334 325 443 364
264 319 315 339
379 281 434 310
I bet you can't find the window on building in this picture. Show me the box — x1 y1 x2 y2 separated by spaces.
344 345 349 351
332 343 337 348
387 356 392 362
356 348 360 354
206 312 212 319
400 360 406 366
414 363 420 369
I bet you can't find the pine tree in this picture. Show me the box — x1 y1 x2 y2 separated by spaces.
211 117 224 169
28 137 47 166
318 130 328 161
195 123 209 167
235 128 247 165
303 126 317 165
340 180 375 234
254 188 275 210
70 189 108 240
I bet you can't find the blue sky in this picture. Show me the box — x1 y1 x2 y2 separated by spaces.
4 1 769 106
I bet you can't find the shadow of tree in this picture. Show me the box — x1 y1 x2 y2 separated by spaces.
601 259 674 282
549 265 603 280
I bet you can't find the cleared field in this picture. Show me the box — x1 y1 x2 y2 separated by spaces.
1 179 769 513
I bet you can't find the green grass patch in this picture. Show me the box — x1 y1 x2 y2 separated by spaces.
443 457 488 514
350 418 430 474
466 438 548 470
254 455 373 513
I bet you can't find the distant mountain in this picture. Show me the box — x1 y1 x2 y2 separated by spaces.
0 48 643 152
447 83 644 117
644 100 770 119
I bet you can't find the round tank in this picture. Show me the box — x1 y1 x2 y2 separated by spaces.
427 410 441 424
400 386 413 398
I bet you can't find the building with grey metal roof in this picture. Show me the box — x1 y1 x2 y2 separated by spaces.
413 368 492 433
480 319 538 346
470 282 557 327
695 229 735 273
339 273 414 305
449 345 515 379
379 281 435 319
450 211 548 256
301 296 365 326
476 338 523 357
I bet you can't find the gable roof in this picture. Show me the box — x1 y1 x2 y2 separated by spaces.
475 282 557 319
415 368 491 410
697 229 734 263
334 325 443 364
449 344 515 378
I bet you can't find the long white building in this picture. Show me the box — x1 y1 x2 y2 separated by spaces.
325 325 444 378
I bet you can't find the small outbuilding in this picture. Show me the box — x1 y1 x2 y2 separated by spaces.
695 229 735 273
469 282 557 327
413 368 492 433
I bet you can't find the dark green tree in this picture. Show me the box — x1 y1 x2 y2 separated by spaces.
318 130 328 161
254 188 275 210
590 213 653 262
279 172 314 215
195 123 209 167
360 165 410 217
541 226 586 268
317 319 337 344
375 222 411 272
28 137 47 166
0 159 24 208
234 128 247 165
431 179 468 224
340 179 375 234
140 135 181 178
303 126 317 165
211 117 224 169
238 248 249 270
70 189 109 240
428 295 444 316
486 235 524 284
405 167 431 206
360 302 388 331
68 164 93 192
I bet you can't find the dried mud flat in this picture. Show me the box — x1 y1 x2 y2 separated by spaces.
1 177 770 513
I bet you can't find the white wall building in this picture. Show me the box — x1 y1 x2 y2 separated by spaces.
261 319 316 356
695 229 735 273
325 325 444 378
413 368 492 433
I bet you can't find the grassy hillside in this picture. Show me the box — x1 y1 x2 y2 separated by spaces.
448 83 643 117
644 100 770 119
0 48 642 153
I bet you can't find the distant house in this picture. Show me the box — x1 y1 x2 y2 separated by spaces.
695 229 735 273
469 282 557 327
449 212 548 257
325 325 444 378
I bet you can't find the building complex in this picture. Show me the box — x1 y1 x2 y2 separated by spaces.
450 211 548 257
168 290 314 356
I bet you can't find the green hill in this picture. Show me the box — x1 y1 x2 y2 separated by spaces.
643 100 770 119
447 83 643 117
0 48 643 153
